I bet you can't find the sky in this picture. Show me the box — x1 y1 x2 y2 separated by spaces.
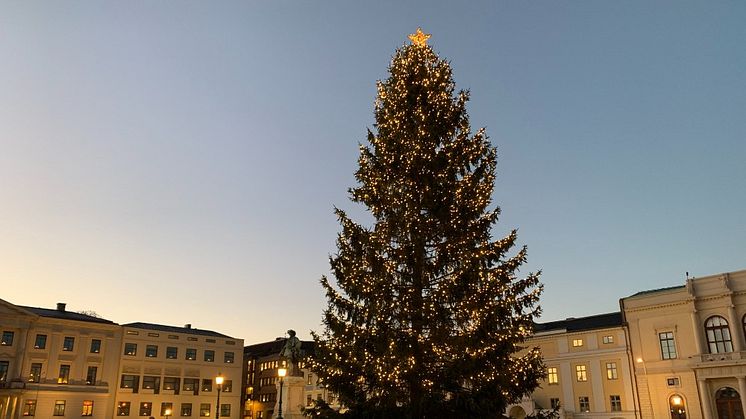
1 1 744 343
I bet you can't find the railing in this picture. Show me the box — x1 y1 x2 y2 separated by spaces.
698 351 743 362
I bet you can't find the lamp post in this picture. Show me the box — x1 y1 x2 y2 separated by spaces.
277 367 287 419
215 374 224 419
163 408 172 419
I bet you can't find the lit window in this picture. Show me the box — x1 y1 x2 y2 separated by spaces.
117 401 130 416
223 380 233 392
572 339 583 347
166 346 178 359
576 365 587 382
225 351 235 363
610 395 621 411
139 402 152 416
204 350 215 362
90 339 101 353
200 403 211 417
86 366 98 385
659 331 677 359
146 345 158 357
29 363 42 382
124 343 137 356
603 335 614 344
670 394 686 417
186 348 197 360
160 402 173 416
547 367 558 384
181 403 192 416
705 316 733 353
578 396 590 412
164 377 180 391
0 361 8 383
53 400 66 416
120 374 139 389
62 336 75 351
82 400 93 416
58 365 70 384
142 376 159 391
34 334 47 349
202 379 213 392
1 331 14 346
606 362 618 380
22 400 36 416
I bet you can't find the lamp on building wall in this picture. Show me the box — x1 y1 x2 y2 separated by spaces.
215 374 225 419
277 367 287 419
164 408 172 419
670 395 686 419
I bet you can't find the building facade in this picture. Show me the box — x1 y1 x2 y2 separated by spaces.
622 268 746 419
0 299 122 419
113 322 243 418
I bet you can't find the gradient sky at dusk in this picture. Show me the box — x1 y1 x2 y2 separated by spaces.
2 1 745 342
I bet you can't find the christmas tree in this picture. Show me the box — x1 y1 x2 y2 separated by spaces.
310 29 544 418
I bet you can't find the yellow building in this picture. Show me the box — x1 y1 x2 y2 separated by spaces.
0 299 122 419
511 312 638 419
113 323 243 418
622 268 746 419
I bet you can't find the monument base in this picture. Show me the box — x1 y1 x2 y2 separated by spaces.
274 375 306 419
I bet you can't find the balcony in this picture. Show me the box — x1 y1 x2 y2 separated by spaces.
697 351 744 363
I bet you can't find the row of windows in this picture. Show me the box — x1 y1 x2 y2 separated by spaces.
546 362 619 384
655 314 746 360
570 335 615 348
124 329 236 346
120 375 233 393
123 343 234 362
22 400 94 417
3 361 102 385
10 333 103 353
115 401 231 417
547 395 622 412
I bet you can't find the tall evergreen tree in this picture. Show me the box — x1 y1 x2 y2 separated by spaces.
310 29 544 418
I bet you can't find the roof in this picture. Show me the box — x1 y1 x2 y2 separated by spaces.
533 311 622 333
123 322 233 339
628 284 686 298
244 338 316 358
20 306 116 325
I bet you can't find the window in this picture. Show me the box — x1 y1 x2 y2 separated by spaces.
223 379 233 392
148 333 159 337
578 396 590 412
572 338 583 347
22 399 36 416
53 400 66 416
167 347 178 359
659 331 677 359
606 362 618 380
220 404 231 417
550 398 560 409
120 374 139 390
187 337 198 341
161 402 173 416
200 403 211 417
164 377 180 391
706 316 734 353
139 402 152 416
90 339 101 353
181 403 192 416
62 336 75 351
183 378 199 394
667 377 681 387
204 350 215 362
29 363 42 382
603 335 614 344
610 395 621 411
34 334 47 349
307 373 313 385
202 378 213 392
86 366 98 385
126 330 139 335
142 376 160 391
82 400 94 416
58 364 70 384
547 367 558 384
168 335 179 340
146 345 158 358
186 348 197 360
307 394 312 406
1 331 14 345
576 365 587 382
206 338 216 343
0 361 9 383
225 351 235 363
117 401 131 416
124 343 137 356
670 394 686 417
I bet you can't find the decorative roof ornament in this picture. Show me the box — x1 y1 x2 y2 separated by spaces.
408 27 431 46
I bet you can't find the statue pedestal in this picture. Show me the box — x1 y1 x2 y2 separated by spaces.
274 375 305 419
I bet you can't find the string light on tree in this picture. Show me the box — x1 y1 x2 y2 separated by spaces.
310 29 545 418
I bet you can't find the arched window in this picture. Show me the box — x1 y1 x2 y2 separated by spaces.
669 394 686 419
705 316 733 353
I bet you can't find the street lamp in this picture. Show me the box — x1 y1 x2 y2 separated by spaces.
277 367 287 419
215 374 224 419
163 408 172 419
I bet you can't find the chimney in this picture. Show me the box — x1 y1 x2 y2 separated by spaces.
184 324 192 329
57 303 66 312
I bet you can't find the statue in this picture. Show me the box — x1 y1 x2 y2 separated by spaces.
280 329 303 376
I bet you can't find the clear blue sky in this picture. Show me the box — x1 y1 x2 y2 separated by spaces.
2 1 744 342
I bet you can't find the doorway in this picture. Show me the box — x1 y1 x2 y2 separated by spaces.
716 387 744 419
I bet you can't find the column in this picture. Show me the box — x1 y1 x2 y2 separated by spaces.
691 310 706 354
560 362 574 412
698 379 713 419
589 360 605 413
728 305 744 352
738 376 746 417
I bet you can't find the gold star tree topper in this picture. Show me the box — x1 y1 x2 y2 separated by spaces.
408 27 431 46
